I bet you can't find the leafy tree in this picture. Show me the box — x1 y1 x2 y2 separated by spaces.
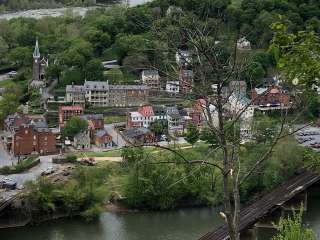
0 84 22 123
64 116 88 139
271 23 320 86
0 36 8 63
105 68 124 83
8 47 32 68
272 208 316 240
150 120 168 139
185 122 200 146
85 58 104 81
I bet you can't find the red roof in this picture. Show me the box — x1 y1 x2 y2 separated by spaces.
59 105 83 111
138 105 154 117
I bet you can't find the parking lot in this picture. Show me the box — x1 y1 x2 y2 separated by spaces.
296 126 320 150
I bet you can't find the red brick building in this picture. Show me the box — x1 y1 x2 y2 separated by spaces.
179 69 193 94
80 114 104 138
59 105 84 128
4 113 57 156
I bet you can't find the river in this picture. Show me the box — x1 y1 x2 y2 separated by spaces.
0 207 223 240
1 194 320 240
2 192 320 240
0 0 151 20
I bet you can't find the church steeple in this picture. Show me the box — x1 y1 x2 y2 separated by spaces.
33 38 40 59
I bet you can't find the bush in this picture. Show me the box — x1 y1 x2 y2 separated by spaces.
0 156 40 175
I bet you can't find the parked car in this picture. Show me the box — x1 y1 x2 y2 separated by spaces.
41 167 56 176
0 178 17 190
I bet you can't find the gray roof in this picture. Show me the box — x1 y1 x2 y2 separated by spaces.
84 81 109 90
80 114 104 121
109 85 150 90
142 70 159 76
123 127 151 139
84 81 149 91
95 130 109 137
66 85 85 93
74 131 89 140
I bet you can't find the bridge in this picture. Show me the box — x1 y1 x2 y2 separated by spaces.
199 170 320 240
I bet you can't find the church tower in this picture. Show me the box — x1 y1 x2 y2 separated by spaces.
32 38 41 82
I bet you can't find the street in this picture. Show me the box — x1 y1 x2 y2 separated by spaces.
0 155 58 186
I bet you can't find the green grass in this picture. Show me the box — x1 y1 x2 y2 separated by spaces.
0 79 13 87
80 150 123 158
104 115 126 124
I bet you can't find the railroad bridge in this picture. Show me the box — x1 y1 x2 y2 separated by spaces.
199 170 320 240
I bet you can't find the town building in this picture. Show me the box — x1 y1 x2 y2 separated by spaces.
141 70 160 89
127 105 156 128
4 113 56 156
179 69 193 94
80 114 104 138
153 105 167 120
58 105 84 128
250 86 290 111
94 130 113 148
73 131 91 150
30 39 48 89
122 127 155 145
166 81 180 94
66 81 149 107
65 84 86 105
166 106 184 136
194 99 219 128
228 93 254 120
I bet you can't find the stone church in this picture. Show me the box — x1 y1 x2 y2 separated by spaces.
30 39 48 89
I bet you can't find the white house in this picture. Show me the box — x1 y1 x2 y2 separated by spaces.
237 37 251 50
141 70 160 89
166 81 180 94
229 92 254 120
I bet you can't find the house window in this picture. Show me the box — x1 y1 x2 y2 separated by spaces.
25 130 28 134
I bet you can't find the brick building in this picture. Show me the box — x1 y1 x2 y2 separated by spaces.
94 130 113 148
4 113 56 156
59 105 84 128
66 81 150 107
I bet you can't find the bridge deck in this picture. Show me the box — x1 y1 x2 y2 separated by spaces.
199 170 320 240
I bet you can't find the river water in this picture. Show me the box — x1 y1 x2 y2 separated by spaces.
0 207 223 240
1 195 320 240
0 0 151 20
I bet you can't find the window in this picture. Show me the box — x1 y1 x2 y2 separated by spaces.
25 130 28 134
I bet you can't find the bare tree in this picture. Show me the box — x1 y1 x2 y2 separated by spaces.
126 11 312 240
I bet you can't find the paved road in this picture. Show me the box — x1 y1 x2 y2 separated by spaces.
104 124 127 148
0 155 58 186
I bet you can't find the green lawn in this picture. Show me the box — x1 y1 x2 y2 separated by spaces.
104 115 126 124
0 79 13 87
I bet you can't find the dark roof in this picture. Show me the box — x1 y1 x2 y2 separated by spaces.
80 114 103 121
153 106 166 116
123 127 151 139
